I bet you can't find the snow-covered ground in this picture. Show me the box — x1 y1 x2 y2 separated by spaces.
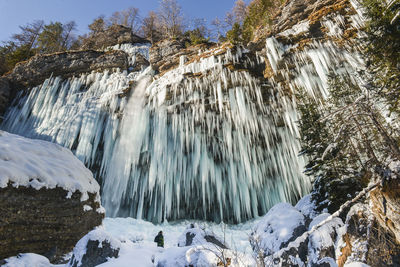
103 217 257 253
101 217 259 266
2 217 260 267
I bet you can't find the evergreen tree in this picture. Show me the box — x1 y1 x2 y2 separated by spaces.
361 0 400 114
226 22 243 44
297 73 400 212
37 22 64 53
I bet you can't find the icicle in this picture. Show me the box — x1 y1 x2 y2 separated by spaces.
2 43 312 223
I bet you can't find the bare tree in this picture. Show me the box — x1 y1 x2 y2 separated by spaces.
211 17 225 42
11 20 44 50
109 7 141 34
141 11 162 43
233 0 248 24
224 11 235 28
158 0 184 38
61 21 77 50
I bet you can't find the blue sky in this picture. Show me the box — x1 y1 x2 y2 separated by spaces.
0 0 250 42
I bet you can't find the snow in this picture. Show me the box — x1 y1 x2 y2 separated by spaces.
1 253 52 267
295 194 319 219
251 203 305 255
177 225 225 247
77 218 256 267
103 217 255 253
278 21 310 38
0 131 100 202
83 205 93 211
344 262 370 267
308 213 344 264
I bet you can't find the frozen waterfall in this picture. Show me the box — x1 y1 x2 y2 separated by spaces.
2 43 311 223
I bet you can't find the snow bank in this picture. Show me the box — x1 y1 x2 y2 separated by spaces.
155 245 255 267
0 131 100 201
103 217 255 253
295 193 319 219
344 262 370 267
251 203 305 255
102 218 255 267
1 253 51 267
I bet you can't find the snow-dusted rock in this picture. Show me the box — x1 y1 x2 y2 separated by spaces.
177 224 227 249
250 203 307 256
0 131 103 262
0 253 52 267
295 194 319 220
68 228 121 267
308 213 344 265
0 131 100 197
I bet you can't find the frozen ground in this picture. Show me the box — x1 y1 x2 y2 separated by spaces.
100 217 258 266
2 217 260 267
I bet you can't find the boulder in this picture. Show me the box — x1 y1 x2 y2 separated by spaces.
177 224 227 249
0 131 104 263
308 213 344 266
250 203 307 257
0 253 52 267
68 229 121 267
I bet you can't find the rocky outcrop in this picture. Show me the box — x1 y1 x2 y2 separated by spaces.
0 49 129 118
149 39 186 73
0 77 11 119
340 202 400 267
130 53 149 72
7 50 129 90
149 39 216 74
68 229 121 267
0 185 103 263
256 181 400 267
370 178 400 243
81 24 149 50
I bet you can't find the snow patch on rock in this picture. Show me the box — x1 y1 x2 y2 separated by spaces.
251 203 305 255
1 253 51 267
0 131 100 202
295 193 319 219
70 227 121 266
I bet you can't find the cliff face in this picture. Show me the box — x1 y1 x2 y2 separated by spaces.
8 50 129 89
0 49 130 123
